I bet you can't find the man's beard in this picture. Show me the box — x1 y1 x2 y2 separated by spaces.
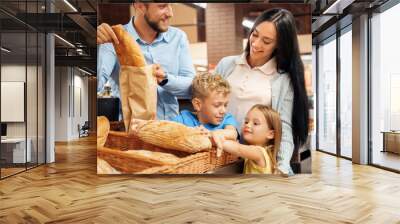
144 13 168 33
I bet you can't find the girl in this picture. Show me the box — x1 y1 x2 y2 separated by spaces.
221 104 282 174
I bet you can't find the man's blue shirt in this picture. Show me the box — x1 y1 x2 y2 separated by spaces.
97 17 196 120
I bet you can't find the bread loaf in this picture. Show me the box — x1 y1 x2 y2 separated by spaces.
98 147 180 173
112 24 146 67
136 120 212 153
97 158 121 174
124 149 180 165
97 116 110 148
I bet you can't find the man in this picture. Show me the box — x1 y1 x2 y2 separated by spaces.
97 3 195 120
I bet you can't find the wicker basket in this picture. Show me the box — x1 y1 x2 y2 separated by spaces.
209 149 239 169
101 130 238 174
109 121 125 132
105 131 189 157
98 147 211 174
138 152 210 174
105 131 239 166
98 147 174 173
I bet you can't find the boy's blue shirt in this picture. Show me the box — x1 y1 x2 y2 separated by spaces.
171 110 239 132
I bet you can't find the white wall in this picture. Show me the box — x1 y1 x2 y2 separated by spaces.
1 63 46 164
55 66 69 141
1 65 34 138
1 65 26 141
189 42 208 67
54 66 89 141
71 71 89 138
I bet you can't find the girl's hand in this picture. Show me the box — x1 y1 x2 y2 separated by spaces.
210 131 226 157
221 140 238 154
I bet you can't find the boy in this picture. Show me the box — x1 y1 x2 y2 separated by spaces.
172 73 239 151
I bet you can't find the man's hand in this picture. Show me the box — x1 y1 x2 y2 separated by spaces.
153 64 166 84
97 23 119 45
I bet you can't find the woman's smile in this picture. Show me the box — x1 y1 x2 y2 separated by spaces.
251 47 263 54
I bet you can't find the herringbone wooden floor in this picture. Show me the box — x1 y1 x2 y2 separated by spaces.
1 136 400 223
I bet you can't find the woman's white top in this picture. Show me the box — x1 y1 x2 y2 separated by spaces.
226 54 278 131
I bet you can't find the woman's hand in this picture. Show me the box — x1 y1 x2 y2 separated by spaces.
97 23 119 45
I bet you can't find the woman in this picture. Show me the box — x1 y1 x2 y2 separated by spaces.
215 8 309 175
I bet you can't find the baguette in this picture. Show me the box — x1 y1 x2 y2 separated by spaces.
136 120 212 153
111 24 146 67
97 116 110 148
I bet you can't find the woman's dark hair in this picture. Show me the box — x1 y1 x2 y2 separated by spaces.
245 8 309 148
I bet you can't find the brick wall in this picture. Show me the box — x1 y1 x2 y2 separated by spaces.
98 4 131 26
206 4 244 67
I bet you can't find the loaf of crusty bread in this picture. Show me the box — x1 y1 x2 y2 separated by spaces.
97 147 180 173
112 24 146 67
124 149 180 165
97 158 121 174
97 116 110 148
136 120 212 153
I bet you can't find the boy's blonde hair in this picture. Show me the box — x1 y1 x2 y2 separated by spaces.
192 73 230 99
249 104 282 170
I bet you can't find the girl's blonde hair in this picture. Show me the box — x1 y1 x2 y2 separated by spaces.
249 104 282 169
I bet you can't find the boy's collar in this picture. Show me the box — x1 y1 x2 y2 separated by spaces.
190 111 219 128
